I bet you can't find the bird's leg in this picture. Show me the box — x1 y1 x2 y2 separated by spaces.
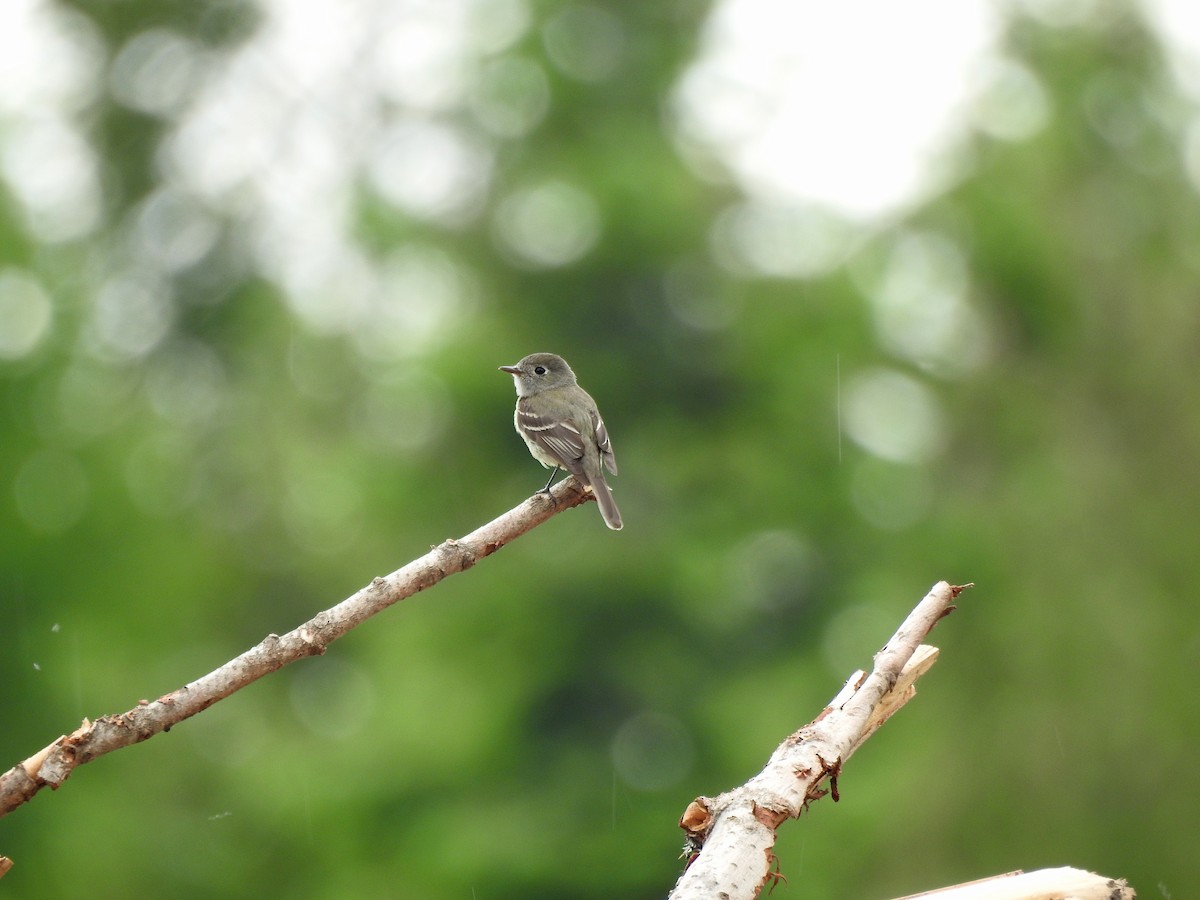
541 467 560 493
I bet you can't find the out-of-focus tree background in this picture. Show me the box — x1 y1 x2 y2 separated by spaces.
1 0 1197 896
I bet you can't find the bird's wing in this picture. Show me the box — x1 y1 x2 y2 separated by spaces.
590 407 618 476
517 405 587 468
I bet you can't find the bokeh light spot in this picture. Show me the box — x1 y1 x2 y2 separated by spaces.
469 56 550 138
0 268 53 359
493 179 602 268
87 272 176 362
542 4 625 83
727 529 816 612
970 56 1051 142
132 187 221 272
0 115 101 242
109 28 203 117
710 201 856 278
368 119 492 224
863 230 992 376
356 245 477 359
611 711 694 791
144 340 227 426
843 368 946 464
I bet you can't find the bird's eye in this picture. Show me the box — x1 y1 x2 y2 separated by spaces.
534 366 546 375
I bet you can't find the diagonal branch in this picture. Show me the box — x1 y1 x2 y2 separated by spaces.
670 581 972 900
887 866 1135 899
0 478 594 821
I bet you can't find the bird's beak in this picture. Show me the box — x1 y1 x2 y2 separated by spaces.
498 365 521 374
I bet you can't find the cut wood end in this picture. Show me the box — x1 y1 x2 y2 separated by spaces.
679 798 714 839
865 646 938 717
20 738 63 779
902 644 940 680
751 800 788 830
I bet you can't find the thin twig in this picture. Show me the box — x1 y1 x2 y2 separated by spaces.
0 478 593 821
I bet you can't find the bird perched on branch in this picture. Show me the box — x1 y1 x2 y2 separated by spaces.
499 352 622 530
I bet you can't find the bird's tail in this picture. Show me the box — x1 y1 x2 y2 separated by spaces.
588 474 623 531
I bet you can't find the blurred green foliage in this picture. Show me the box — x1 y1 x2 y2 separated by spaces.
2 1 1198 897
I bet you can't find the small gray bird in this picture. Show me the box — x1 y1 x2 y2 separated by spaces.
499 352 622 530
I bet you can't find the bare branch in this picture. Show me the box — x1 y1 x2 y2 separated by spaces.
887 866 1136 899
670 581 972 900
0 478 594 821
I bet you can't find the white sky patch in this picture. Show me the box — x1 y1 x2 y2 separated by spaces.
1142 0 1200 100
1141 0 1200 197
671 0 1200 278
0 0 102 114
674 0 1001 222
